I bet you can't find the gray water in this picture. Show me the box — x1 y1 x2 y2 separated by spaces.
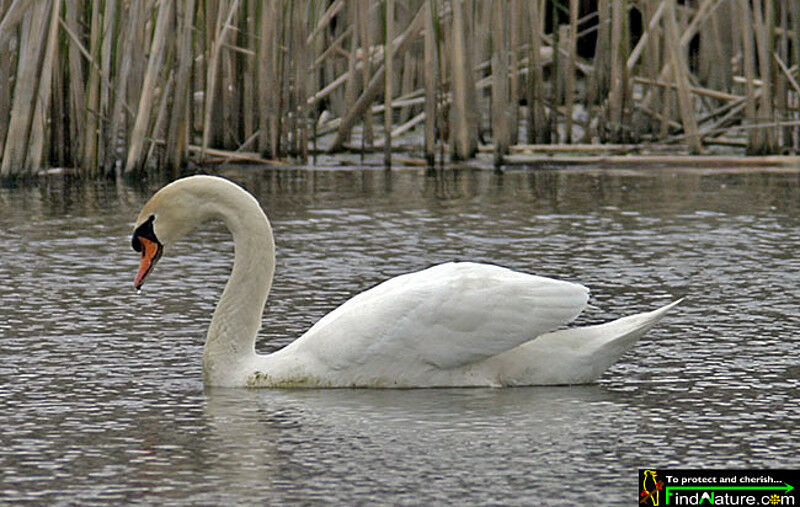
1 166 798 505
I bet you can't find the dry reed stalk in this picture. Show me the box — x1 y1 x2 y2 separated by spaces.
423 0 438 164
147 70 175 164
359 0 374 147
257 0 280 157
475 1 490 79
200 0 214 141
292 0 309 162
773 53 800 95
606 0 626 142
527 0 546 143
221 8 239 148
792 0 800 68
664 0 701 153
633 77 742 102
508 0 520 145
436 9 448 163
784 0 799 150
166 0 197 172
738 0 759 152
99 0 116 166
64 0 85 166
51 55 67 166
645 0 665 134
25 0 62 174
399 52 416 124
241 0 256 141
627 1 665 72
384 0 394 166
492 143 640 153
593 0 611 101
200 0 241 160
0 0 48 177
343 6 359 132
474 1 490 138
634 104 683 131
307 0 344 46
0 0 29 47
372 95 426 112
697 97 753 140
792 0 800 150
312 25 353 69
392 111 426 139
671 118 800 145
449 0 477 160
396 4 416 126
578 6 599 141
374 111 426 147
564 0 578 143
697 96 748 124
124 0 174 174
703 137 748 147
751 0 776 153
703 0 732 92
128 0 148 123
549 2 561 143
680 0 724 46
283 2 296 156
732 75 767 87
307 50 360 107
317 1 340 126
0 0 12 156
82 0 103 174
187 144 287 165
465 2 480 150
491 0 509 164
104 0 142 174
776 1 790 149
330 65 389 151
501 153 800 167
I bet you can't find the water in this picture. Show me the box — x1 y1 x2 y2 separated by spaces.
1 166 798 504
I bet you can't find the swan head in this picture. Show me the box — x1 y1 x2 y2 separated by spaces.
132 175 270 290
131 177 215 289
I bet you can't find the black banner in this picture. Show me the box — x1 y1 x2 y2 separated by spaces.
639 469 799 506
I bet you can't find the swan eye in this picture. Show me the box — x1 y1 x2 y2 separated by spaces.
132 215 159 252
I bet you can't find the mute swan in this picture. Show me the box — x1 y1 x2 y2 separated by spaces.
132 175 680 388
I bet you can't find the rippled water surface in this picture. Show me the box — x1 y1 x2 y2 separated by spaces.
1 166 799 504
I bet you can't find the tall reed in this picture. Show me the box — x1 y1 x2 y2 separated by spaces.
1 0 799 178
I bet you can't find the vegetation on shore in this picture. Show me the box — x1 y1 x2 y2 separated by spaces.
0 0 799 178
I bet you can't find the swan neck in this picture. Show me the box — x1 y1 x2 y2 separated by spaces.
202 188 275 384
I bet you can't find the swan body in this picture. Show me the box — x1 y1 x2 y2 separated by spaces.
132 175 680 388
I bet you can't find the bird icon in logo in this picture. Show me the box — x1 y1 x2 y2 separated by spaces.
641 469 664 505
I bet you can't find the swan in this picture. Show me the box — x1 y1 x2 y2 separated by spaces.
131 175 680 388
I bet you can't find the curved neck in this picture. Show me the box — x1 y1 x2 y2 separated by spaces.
201 187 275 385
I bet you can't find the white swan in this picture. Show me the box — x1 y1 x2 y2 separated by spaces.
131 175 680 388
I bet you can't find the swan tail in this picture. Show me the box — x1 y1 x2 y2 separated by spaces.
571 298 683 370
491 299 683 385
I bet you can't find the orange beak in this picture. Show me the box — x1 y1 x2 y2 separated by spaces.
134 237 163 290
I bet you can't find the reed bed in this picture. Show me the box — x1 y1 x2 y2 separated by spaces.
1 0 799 178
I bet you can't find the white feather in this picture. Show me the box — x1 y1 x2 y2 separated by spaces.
287 262 589 371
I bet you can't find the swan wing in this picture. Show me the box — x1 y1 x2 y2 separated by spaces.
289 262 589 371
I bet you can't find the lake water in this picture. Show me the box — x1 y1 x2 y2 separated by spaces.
1 166 798 504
